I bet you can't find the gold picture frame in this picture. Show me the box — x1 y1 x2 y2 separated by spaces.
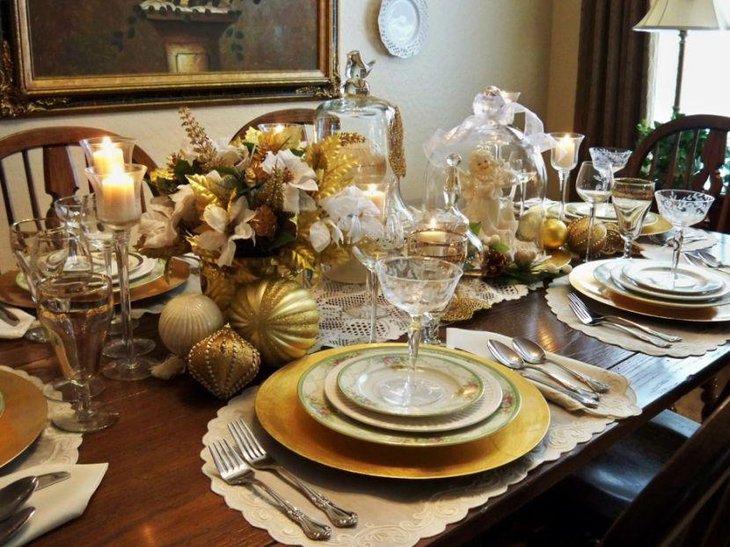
0 0 338 118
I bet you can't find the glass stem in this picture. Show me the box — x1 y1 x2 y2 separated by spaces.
367 269 378 344
113 228 136 363
557 170 568 221
672 228 684 274
407 315 423 373
623 236 633 259
585 206 596 262
75 381 93 422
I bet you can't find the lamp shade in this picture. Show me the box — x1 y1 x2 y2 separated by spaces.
634 0 729 31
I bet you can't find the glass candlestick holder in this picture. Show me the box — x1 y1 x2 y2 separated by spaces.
548 132 584 221
85 164 157 381
80 136 136 174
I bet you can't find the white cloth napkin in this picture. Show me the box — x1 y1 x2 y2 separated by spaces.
446 328 640 419
0 308 36 340
0 463 108 546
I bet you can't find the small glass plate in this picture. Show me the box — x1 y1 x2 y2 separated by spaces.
337 353 484 417
610 262 730 302
621 260 726 296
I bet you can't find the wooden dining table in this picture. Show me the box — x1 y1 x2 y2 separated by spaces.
3 235 730 546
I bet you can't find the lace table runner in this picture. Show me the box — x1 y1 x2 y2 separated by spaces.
0 366 81 475
546 276 730 357
201 347 639 546
312 278 530 349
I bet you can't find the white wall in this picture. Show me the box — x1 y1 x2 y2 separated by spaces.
0 0 556 262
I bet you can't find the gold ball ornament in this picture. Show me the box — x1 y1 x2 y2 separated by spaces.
228 279 319 367
158 294 224 356
567 217 607 256
541 218 569 250
187 326 260 399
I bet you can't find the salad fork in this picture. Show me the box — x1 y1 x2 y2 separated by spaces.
567 293 675 347
228 419 358 527
209 439 331 540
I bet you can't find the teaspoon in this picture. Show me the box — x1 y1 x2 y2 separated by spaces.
0 506 34 544
0 476 37 522
486 339 599 407
511 337 610 394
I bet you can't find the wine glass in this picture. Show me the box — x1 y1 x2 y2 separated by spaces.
375 256 463 408
655 190 715 278
575 161 613 262
37 271 118 432
406 225 467 345
72 193 156 358
589 146 632 217
611 178 655 259
548 132 584 221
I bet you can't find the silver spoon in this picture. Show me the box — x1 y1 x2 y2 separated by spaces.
511 337 610 394
486 339 599 407
0 476 37 522
0 506 34 544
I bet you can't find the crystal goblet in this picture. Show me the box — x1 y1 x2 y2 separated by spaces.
575 161 613 262
589 146 632 217
375 256 463 408
611 178 655 259
38 272 118 432
655 190 715 279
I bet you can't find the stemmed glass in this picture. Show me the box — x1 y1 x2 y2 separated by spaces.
655 190 715 278
85 164 156 381
611 178 655 259
375 256 463 408
548 132 584 221
575 161 613 262
590 146 632 217
37 271 118 432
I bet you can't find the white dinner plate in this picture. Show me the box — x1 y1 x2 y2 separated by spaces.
621 260 726 296
337 353 484 417
323 353 503 433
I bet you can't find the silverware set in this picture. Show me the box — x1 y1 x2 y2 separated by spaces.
567 292 680 348
0 471 70 544
684 249 730 272
210 421 358 540
0 303 20 327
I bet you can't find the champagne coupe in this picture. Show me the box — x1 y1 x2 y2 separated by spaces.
350 179 404 343
611 178 655 259
655 190 715 280
548 132 584 221
375 256 463 408
37 272 118 432
406 226 467 345
67 193 156 358
85 164 157 381
589 146 632 217
575 161 613 262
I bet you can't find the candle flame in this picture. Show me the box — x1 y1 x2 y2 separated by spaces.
366 184 378 193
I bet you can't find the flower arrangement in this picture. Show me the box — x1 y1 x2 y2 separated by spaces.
138 108 384 273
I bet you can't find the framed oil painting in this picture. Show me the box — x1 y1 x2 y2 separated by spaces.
0 0 338 117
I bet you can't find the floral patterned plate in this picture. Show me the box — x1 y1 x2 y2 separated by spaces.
324 348 503 433
336 352 484 417
298 346 521 447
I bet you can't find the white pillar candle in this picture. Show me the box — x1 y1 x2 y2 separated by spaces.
364 184 386 212
92 137 125 176
100 172 140 225
554 136 577 169
417 230 450 244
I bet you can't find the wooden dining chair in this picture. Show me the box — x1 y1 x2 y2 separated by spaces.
623 114 730 233
0 126 157 224
229 108 317 142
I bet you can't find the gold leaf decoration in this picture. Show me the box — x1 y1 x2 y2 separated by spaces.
179 107 218 171
188 326 261 399
306 136 356 201
228 279 319 367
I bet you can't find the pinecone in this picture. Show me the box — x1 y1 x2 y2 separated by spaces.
250 205 278 238
481 248 511 278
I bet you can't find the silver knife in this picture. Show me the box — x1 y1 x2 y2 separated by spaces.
36 471 70 490
0 304 20 327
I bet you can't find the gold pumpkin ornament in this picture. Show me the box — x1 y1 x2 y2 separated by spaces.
567 217 608 256
228 279 319 367
187 326 260 399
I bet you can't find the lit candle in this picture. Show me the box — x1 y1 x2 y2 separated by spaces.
99 172 140 225
364 184 386 212
92 137 125 176
417 230 450 244
554 136 577 169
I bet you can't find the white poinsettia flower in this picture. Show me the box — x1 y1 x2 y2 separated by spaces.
197 196 256 267
139 198 177 249
261 149 318 213
213 138 249 168
317 186 383 244
309 218 344 252
170 184 197 224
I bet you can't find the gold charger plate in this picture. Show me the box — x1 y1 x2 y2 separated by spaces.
0 370 47 468
569 259 730 322
0 258 190 309
255 343 550 479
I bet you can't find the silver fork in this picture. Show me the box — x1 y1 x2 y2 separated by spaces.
567 293 675 347
229 419 358 527
209 439 332 540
